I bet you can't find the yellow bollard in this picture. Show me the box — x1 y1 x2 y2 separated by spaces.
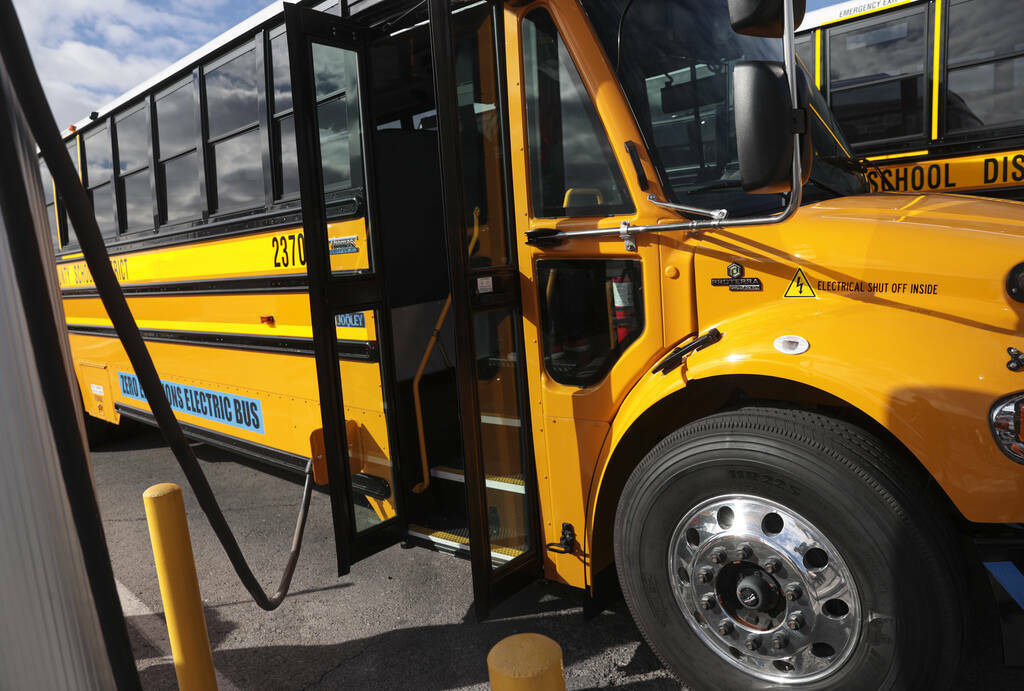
487 633 565 691
143 483 217 691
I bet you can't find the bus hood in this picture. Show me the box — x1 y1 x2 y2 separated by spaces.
807 193 1024 239
699 193 1024 336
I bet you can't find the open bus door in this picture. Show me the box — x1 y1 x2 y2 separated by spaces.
286 4 406 573
287 1 540 615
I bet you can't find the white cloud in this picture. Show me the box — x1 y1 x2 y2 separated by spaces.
12 0 268 128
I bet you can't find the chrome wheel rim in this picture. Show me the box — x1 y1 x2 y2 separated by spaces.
668 494 861 684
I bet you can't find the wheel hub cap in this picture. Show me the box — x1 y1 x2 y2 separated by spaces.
668 494 861 683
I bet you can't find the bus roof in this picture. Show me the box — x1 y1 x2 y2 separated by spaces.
799 0 922 33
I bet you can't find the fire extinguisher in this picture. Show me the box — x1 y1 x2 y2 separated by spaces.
611 273 635 344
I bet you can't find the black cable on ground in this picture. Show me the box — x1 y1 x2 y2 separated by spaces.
0 0 312 612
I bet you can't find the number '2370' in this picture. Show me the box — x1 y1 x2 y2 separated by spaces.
272 233 305 268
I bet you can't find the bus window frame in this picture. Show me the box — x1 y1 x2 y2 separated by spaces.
154 77 204 229
825 3 933 151
940 0 1024 141
201 39 268 218
113 99 157 235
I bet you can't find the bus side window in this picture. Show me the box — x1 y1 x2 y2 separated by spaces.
946 0 1024 133
521 9 634 219
38 158 63 252
537 259 644 387
83 123 117 239
827 8 928 145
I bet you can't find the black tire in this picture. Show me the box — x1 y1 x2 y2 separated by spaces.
614 406 965 690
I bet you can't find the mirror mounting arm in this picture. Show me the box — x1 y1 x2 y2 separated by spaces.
647 194 728 221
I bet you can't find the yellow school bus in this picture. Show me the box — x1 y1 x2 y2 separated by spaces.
797 0 1024 198
47 0 1024 687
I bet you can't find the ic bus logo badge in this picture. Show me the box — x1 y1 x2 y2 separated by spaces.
329 236 358 255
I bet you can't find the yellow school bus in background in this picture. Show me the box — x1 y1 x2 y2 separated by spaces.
797 0 1024 197
44 0 1024 687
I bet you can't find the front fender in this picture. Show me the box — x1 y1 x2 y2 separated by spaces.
586 295 1024 570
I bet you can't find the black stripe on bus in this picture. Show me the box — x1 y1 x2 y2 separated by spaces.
67 323 379 361
117 402 391 499
60 274 309 298
115 402 309 474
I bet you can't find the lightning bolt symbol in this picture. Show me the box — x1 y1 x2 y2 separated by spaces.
797 275 805 294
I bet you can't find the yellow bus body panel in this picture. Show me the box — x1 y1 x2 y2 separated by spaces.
585 192 1024 582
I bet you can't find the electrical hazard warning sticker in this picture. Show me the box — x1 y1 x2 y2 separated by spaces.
784 269 816 298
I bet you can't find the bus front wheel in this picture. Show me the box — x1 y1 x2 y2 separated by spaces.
614 406 965 689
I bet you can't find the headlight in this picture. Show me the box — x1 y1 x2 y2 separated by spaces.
990 393 1024 463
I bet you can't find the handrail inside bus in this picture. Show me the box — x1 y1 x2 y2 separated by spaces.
410 206 480 494
0 0 312 612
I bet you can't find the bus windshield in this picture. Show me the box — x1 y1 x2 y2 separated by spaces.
583 0 869 216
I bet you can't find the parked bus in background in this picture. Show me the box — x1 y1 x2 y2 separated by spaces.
41 0 1024 687
796 0 1024 198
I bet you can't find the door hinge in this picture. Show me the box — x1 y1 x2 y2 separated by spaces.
545 522 576 554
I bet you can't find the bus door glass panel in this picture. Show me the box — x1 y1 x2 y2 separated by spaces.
453 7 508 267
473 309 530 567
336 309 396 529
827 8 927 145
454 4 535 572
522 10 632 219
946 0 1024 132
309 43 370 275
537 260 643 387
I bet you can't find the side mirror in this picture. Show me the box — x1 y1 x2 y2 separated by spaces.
728 0 806 37
733 61 812 194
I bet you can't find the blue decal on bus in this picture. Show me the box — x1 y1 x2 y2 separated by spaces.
117 372 265 434
335 312 366 328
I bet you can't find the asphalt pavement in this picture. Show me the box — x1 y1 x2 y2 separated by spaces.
91 428 1024 690
91 429 677 690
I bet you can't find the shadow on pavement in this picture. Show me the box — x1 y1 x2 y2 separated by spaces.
137 581 675 690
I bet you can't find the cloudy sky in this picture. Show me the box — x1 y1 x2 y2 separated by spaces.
13 0 837 129
13 0 270 129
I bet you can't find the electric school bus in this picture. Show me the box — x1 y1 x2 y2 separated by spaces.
47 0 1024 687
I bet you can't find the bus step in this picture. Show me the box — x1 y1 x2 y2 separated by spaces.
407 523 524 565
429 465 525 494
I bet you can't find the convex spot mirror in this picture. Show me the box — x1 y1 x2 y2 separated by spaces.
728 0 806 37
733 61 812 194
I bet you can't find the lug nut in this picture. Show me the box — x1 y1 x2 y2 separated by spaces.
701 593 716 610
697 567 714 584
772 632 789 649
717 619 733 635
787 612 805 631
784 583 803 601
744 634 760 651
710 548 727 564
763 558 782 574
734 543 753 561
